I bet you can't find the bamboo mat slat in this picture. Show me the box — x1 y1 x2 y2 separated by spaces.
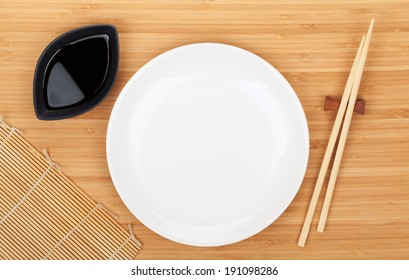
0 117 142 260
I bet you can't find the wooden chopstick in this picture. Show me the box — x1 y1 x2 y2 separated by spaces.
317 18 375 232
297 36 365 247
297 19 374 247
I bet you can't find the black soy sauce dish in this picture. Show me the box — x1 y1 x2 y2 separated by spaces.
33 24 119 120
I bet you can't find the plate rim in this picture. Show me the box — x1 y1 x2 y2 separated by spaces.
106 42 309 246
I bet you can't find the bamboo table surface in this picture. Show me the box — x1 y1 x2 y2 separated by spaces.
1 0 409 259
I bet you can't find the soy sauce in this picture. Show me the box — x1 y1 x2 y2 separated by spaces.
44 35 109 108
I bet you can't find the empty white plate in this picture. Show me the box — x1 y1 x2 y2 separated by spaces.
107 43 309 246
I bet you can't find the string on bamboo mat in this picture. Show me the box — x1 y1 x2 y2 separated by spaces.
0 116 22 152
0 116 142 260
43 203 103 259
109 224 142 260
0 149 60 225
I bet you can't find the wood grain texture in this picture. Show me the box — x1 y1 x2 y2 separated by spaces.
1 0 409 259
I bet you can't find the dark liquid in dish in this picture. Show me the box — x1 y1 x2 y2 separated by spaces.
44 35 109 109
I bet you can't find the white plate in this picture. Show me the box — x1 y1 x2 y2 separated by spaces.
107 43 309 246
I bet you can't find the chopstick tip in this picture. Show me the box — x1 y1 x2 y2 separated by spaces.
297 238 306 247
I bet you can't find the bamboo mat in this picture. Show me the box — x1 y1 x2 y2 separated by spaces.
0 117 142 260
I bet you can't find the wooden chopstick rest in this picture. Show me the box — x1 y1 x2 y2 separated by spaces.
324 96 366 115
